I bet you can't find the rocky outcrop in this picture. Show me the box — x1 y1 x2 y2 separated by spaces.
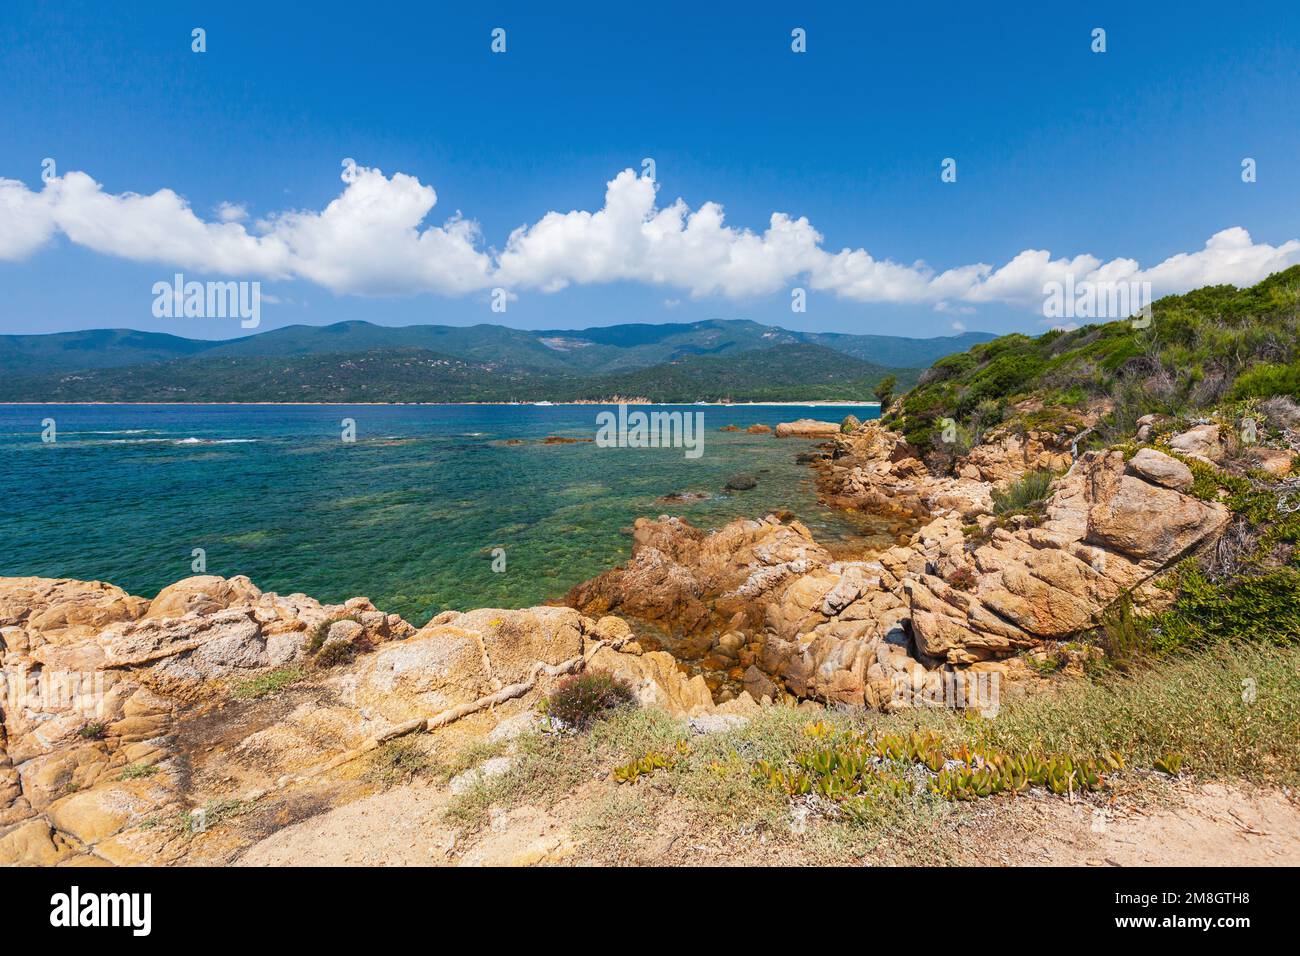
0 420 1243 865
1245 446 1295 476
0 578 148 651
1127 447 1194 490
565 442 1230 712
1168 423 1226 463
775 419 841 438
144 575 264 620
0 571 746 865
907 451 1227 663
1167 420 1293 475
955 431 1073 485
811 422 991 522
566 514 831 634
814 417 1076 511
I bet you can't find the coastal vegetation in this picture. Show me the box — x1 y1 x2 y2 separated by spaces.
882 267 1300 663
888 265 1300 455
441 640 1300 861
541 672 635 729
989 467 1056 516
231 666 306 700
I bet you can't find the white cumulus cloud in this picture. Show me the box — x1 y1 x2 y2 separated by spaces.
0 178 57 259
2 164 1299 312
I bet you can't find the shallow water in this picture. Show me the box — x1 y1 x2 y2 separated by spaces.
0 403 880 625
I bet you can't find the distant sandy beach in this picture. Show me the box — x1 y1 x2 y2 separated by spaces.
0 400 882 408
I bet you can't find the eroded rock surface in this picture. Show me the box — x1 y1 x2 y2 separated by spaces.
567 438 1229 711
811 422 991 521
0 574 740 865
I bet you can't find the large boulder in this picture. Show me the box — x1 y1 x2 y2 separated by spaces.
0 818 72 866
1086 475 1229 566
47 776 176 846
775 419 841 438
907 450 1229 663
1168 423 1226 462
101 608 263 668
1244 446 1294 477
347 606 587 724
145 575 263 620
1127 448 1193 490
566 514 830 633
0 578 148 651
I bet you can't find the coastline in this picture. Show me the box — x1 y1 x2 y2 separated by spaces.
0 400 882 407
2 416 1296 870
0 402 873 620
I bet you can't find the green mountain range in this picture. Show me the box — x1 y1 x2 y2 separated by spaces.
0 320 992 403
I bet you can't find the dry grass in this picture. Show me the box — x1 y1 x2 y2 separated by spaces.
230 666 305 700
442 706 684 827
441 642 1300 859
364 735 438 788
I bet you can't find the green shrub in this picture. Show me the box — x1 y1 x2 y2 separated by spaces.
313 638 360 668
306 614 366 667
118 763 159 780
306 617 339 655
892 265 1300 460
873 374 897 408
306 619 330 655
1229 363 1300 401
1023 649 1068 675
991 469 1056 516
945 565 976 590
232 666 305 699
1095 593 1155 669
542 671 635 730
1147 564 1300 652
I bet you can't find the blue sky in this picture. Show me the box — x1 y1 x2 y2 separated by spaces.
2 0 1299 339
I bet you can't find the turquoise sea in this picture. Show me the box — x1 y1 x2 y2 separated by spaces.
0 404 881 625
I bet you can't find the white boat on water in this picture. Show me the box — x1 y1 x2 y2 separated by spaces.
534 401 554 406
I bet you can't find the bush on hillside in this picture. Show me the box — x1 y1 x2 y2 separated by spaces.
886 265 1300 463
991 469 1056 516
542 671 635 729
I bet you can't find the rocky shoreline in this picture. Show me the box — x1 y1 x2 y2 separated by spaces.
0 417 1246 865
565 419 1230 709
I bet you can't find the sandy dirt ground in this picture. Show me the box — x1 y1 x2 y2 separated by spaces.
234 780 459 866
950 781 1300 867
233 774 1300 867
